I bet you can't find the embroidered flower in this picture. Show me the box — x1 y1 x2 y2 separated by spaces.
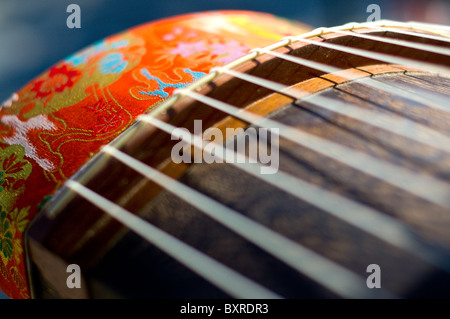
163 27 184 41
170 41 208 58
99 53 128 75
31 65 80 99
65 39 129 67
65 39 108 66
0 255 8 281
0 211 13 260
85 99 111 114
2 153 27 177
1 116 55 171
9 207 29 234
94 112 124 134
162 34 175 41
137 68 206 99
210 41 250 64
0 145 32 189
0 153 26 191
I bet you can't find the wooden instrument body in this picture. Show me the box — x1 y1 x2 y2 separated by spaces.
25 24 450 298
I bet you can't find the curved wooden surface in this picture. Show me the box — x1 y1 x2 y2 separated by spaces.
25 27 450 298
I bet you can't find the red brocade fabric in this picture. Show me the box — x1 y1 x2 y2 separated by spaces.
0 11 309 298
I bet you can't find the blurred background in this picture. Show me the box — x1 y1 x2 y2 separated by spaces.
0 0 449 300
0 0 449 104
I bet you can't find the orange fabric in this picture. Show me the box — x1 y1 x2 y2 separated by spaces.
0 10 310 298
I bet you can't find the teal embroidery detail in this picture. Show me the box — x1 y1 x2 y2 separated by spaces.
138 68 205 98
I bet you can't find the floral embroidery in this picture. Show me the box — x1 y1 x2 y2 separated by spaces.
0 145 32 283
163 26 183 41
0 255 8 282
167 39 250 64
85 99 111 114
65 39 130 67
170 41 208 57
1 115 56 171
94 112 125 134
65 39 108 66
0 207 29 264
9 207 29 264
0 11 310 298
6 34 145 121
9 207 30 235
210 41 250 63
31 65 80 99
83 99 126 134
99 53 129 75
137 68 205 99
162 26 197 41
2 152 29 179
0 146 32 271
0 145 32 190
0 211 13 260
0 145 32 294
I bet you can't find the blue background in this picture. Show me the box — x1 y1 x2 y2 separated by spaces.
0 0 449 103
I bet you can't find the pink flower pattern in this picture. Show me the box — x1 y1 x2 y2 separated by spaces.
170 40 250 64
170 41 208 57
94 113 124 134
210 41 250 64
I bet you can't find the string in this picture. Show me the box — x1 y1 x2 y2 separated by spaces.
373 26 450 44
65 179 281 299
139 113 450 274
102 145 391 299
61 24 450 298
407 21 450 32
333 29 450 57
254 47 450 113
292 37 450 75
176 88 450 208
329 29 450 103
215 67 450 156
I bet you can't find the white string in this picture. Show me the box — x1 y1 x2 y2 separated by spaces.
65 180 282 299
407 21 450 32
102 145 391 298
333 29 450 57
373 26 450 44
176 89 450 208
139 113 450 274
293 37 450 75
216 68 450 158
255 47 450 113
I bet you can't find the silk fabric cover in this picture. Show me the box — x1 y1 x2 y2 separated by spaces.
0 11 309 298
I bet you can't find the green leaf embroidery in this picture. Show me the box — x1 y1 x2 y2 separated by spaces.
10 207 30 233
0 171 4 192
0 211 14 259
